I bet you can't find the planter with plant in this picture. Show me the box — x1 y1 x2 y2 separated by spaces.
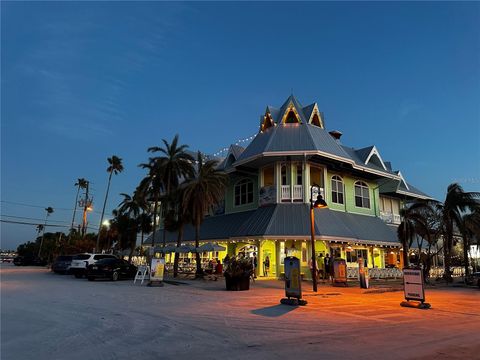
223 255 253 291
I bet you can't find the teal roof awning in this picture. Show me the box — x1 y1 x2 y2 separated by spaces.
145 204 399 247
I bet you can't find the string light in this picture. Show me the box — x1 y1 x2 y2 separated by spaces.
212 133 258 157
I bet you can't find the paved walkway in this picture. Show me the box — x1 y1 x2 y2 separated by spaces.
2 265 479 360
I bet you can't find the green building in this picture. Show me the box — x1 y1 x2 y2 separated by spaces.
147 95 431 279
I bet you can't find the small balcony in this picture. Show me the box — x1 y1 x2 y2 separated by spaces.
281 185 303 201
380 211 401 225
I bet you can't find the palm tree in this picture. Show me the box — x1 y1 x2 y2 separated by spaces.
182 152 227 276
96 155 124 252
69 178 88 243
459 208 480 277
398 202 433 267
148 134 194 248
163 185 192 278
116 193 144 262
436 183 480 281
137 161 164 250
38 207 54 258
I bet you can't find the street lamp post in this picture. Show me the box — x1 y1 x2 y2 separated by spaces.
310 185 327 292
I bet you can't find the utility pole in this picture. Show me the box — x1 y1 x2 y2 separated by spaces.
38 207 54 258
81 181 91 238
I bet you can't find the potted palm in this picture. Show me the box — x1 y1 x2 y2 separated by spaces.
223 255 253 291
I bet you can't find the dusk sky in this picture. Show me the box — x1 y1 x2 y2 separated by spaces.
1 2 479 250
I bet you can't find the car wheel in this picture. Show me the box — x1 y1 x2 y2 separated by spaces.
74 273 83 279
112 271 119 281
87 276 94 281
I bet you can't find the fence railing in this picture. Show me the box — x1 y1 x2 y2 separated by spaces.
346 266 467 280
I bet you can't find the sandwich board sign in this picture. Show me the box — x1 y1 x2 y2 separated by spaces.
403 268 425 302
280 256 307 305
150 258 165 283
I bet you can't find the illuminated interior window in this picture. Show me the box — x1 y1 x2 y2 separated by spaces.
262 113 274 131
309 166 323 188
285 109 299 123
262 165 274 186
311 113 321 127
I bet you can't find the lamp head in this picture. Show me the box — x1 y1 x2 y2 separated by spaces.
313 194 328 208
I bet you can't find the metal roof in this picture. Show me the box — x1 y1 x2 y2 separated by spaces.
145 204 399 246
236 123 354 163
379 179 432 200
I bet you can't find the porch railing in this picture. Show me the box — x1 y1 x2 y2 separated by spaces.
293 185 303 200
281 185 290 200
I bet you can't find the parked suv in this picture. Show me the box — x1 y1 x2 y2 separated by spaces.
52 255 74 274
70 253 117 278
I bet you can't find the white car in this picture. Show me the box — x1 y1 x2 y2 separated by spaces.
70 253 117 278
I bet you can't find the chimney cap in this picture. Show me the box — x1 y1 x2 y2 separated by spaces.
329 130 343 140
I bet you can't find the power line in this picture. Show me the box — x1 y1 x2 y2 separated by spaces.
1 200 72 211
1 215 71 224
0 220 69 228
1 200 114 216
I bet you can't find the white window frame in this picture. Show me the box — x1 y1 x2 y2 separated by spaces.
331 175 344 205
354 181 371 209
234 179 254 207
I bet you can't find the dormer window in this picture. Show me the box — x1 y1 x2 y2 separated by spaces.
311 113 321 127
285 110 299 123
282 103 301 124
261 113 274 131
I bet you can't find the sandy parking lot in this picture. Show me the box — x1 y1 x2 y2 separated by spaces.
1 264 479 360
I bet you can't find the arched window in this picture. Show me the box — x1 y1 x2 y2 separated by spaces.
235 179 254 206
354 181 370 208
331 175 344 204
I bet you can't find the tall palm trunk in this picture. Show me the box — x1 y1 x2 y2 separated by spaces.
162 178 171 248
97 170 113 252
128 227 136 263
443 220 454 282
194 217 202 277
151 193 159 248
462 235 470 279
173 224 184 278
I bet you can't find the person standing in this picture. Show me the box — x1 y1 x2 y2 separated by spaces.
308 256 319 282
318 253 325 281
252 252 258 279
263 256 270 277
324 253 331 281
